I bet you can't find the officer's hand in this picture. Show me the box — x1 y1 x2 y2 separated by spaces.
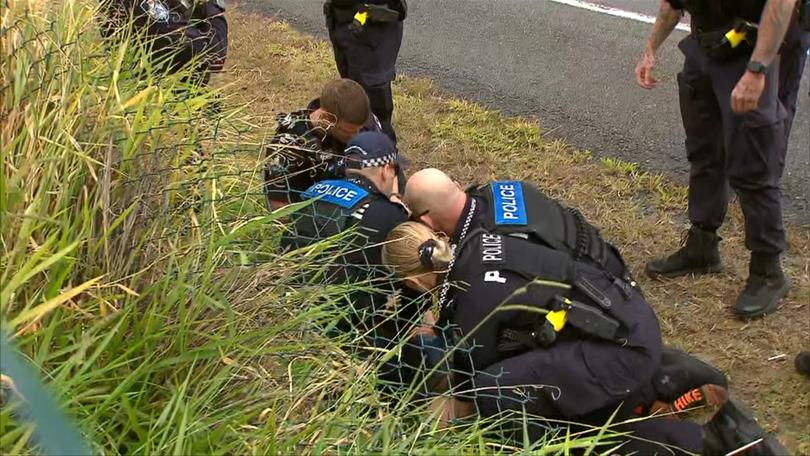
411 310 438 338
731 70 766 114
412 324 437 339
635 49 659 89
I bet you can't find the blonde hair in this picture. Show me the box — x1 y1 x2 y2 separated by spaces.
383 222 454 278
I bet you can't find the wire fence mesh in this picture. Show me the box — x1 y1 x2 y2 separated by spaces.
1 1 596 452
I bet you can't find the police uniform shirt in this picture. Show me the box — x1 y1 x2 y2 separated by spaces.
102 0 227 76
291 174 421 343
294 174 408 264
464 181 628 278
264 98 383 204
445 226 577 371
442 206 664 418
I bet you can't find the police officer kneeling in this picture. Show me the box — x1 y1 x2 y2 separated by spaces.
285 131 426 387
381 169 786 454
383 220 787 455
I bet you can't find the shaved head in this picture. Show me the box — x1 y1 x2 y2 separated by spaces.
404 168 467 236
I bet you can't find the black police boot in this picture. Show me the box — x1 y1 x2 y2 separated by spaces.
795 352 810 377
646 226 722 278
702 399 789 456
733 252 790 319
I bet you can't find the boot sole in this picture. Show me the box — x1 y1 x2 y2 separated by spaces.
645 263 723 279
649 384 728 417
734 283 791 319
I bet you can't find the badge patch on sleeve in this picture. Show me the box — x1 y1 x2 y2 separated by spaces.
143 0 170 22
492 181 527 225
302 180 368 209
480 233 505 264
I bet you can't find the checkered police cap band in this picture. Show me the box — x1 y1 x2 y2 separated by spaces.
344 145 397 169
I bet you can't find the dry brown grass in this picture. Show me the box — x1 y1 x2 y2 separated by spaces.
219 7 810 452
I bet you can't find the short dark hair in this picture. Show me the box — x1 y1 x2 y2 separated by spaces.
320 79 371 125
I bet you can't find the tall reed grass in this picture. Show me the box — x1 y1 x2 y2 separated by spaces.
0 1 621 454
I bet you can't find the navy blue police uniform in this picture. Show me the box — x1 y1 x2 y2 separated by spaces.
466 180 630 280
324 0 406 144
287 132 423 386
779 17 810 136
102 0 228 85
661 0 808 280
434 182 704 453
263 98 383 209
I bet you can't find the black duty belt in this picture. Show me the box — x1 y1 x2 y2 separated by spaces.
693 20 758 60
330 4 402 24
331 6 357 24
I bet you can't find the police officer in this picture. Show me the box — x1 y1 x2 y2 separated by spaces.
323 0 407 144
287 131 426 386
102 0 228 85
635 0 809 319
404 168 628 280
382 218 787 455
264 79 384 211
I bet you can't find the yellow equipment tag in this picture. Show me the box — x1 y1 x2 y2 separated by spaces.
725 29 747 48
546 309 568 332
354 11 368 26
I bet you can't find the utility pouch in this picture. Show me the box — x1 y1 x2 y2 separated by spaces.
697 20 757 61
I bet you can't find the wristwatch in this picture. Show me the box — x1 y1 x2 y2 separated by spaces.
747 60 767 74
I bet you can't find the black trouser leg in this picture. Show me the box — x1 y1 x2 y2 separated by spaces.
709 51 788 253
679 38 728 232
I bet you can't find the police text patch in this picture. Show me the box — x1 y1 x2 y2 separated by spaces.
492 181 527 225
302 180 368 209
480 233 505 264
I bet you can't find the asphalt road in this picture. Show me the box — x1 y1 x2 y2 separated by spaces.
246 0 810 223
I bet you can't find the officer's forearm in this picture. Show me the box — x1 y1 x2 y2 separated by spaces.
646 1 681 53
751 0 798 66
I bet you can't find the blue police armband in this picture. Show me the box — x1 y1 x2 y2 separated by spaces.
492 181 527 225
302 180 369 209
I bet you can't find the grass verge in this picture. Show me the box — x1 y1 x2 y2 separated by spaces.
2 1 633 454
222 6 809 452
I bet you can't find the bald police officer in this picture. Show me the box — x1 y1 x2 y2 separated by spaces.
400 169 733 406
102 0 228 85
405 169 630 281
324 0 407 144
635 0 809 318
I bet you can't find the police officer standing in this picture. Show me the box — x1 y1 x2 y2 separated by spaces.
323 0 407 144
102 0 228 85
635 0 809 318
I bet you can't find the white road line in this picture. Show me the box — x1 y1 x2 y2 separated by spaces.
549 0 692 32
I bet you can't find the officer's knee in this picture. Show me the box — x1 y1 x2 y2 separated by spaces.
582 342 657 399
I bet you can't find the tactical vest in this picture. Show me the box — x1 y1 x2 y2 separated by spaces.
470 181 611 269
444 230 655 367
291 178 375 247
